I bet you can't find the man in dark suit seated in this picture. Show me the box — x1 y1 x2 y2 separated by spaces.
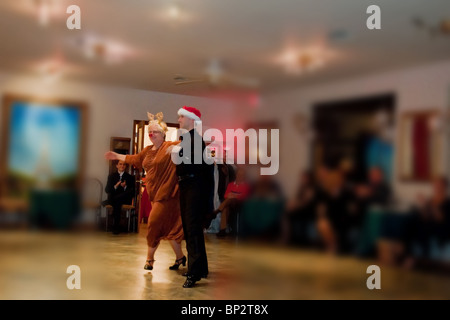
104 160 135 234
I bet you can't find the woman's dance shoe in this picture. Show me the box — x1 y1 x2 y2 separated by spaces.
169 256 186 270
144 259 155 270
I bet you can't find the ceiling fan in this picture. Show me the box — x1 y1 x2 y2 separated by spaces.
174 59 260 89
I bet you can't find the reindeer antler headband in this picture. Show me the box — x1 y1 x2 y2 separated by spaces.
147 112 168 132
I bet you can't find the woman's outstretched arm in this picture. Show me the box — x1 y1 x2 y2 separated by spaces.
104 151 126 162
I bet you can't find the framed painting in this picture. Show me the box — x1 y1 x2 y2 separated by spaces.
398 110 442 182
0 94 87 204
109 137 131 174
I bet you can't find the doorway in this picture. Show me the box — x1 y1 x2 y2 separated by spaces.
312 93 396 183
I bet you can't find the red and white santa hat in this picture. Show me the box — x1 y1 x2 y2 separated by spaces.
178 106 201 121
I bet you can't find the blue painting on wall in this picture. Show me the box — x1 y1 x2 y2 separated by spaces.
2 95 85 199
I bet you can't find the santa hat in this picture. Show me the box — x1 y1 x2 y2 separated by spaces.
178 106 201 121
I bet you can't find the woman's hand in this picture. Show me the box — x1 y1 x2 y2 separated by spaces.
104 151 118 160
105 151 126 163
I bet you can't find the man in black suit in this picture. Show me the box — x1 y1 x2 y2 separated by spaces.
175 106 214 288
104 160 135 234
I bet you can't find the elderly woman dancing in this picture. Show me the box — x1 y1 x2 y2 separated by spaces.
105 112 185 271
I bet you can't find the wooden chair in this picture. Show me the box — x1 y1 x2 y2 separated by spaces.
104 204 113 231
122 201 136 233
104 181 139 232
104 201 136 233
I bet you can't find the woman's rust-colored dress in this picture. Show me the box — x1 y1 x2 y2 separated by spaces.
125 141 183 247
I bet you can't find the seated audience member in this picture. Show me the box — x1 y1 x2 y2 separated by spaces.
214 167 251 237
204 159 236 231
356 166 392 207
315 166 357 254
218 161 236 202
103 160 136 234
404 176 450 267
239 174 285 240
339 158 357 190
251 174 284 199
283 170 317 246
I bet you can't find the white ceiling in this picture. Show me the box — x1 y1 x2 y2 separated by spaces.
0 0 450 96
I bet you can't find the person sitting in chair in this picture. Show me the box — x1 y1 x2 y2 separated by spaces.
214 167 251 237
104 160 135 234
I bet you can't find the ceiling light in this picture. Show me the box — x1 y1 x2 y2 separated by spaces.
168 4 180 20
8 1 65 25
278 49 300 74
37 0 49 25
37 59 64 82
277 47 325 75
31 0 64 26
157 2 192 23
69 34 138 65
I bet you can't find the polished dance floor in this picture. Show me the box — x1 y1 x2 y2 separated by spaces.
0 225 449 300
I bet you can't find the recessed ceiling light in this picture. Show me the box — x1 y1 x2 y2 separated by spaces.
32 0 64 26
168 4 180 20
37 59 64 82
6 0 65 25
68 34 138 65
276 47 325 75
37 0 49 25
